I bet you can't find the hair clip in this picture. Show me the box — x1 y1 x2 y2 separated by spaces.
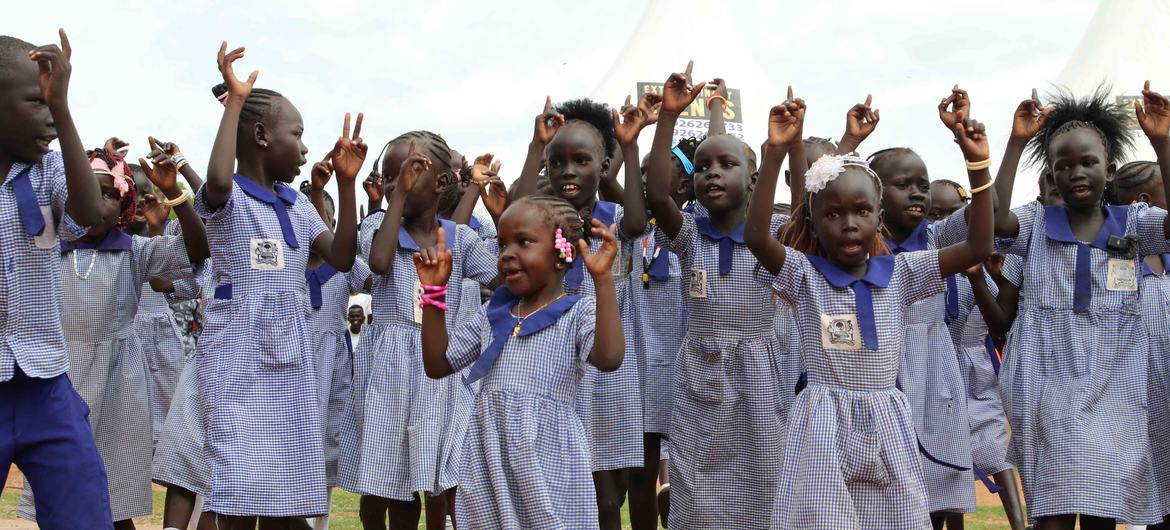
554 228 574 263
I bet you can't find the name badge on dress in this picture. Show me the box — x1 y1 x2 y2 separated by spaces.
33 206 56 250
413 280 424 324
250 238 285 270
821 313 863 350
687 269 707 298
1106 257 1138 291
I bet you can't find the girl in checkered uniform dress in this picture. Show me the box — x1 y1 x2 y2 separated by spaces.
745 93 995 529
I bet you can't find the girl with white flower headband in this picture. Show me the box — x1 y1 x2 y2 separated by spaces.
743 90 994 529
644 62 801 527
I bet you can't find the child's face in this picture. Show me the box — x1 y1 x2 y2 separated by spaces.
129 167 151 231
324 197 337 231
347 307 365 330
877 152 930 231
810 170 883 269
692 135 753 213
89 173 125 238
1115 166 1167 209
1049 127 1114 209
640 153 693 206
496 205 564 299
258 98 309 184
0 59 56 165
545 123 607 211
382 139 447 218
928 183 965 221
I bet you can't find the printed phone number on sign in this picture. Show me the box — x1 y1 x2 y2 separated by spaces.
673 121 745 141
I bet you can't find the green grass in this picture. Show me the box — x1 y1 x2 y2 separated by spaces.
2 487 1015 529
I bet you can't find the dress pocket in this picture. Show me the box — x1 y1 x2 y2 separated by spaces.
683 341 736 403
838 429 889 487
257 317 301 370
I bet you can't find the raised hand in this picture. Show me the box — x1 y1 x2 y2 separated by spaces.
414 227 453 287
953 117 990 162
767 85 806 147
311 156 334 191
660 60 707 115
845 94 880 143
984 252 1005 279
470 153 501 185
216 41 258 100
138 137 180 195
103 137 129 157
1136 80 1170 143
329 112 367 181
534 96 566 145
397 139 432 196
363 170 385 204
938 85 970 131
613 95 651 146
707 77 728 108
578 219 619 277
638 92 662 129
1010 88 1051 141
141 193 170 230
28 29 72 108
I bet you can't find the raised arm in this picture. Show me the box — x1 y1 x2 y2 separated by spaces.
157 139 204 191
613 93 659 238
647 61 706 239
746 93 803 275
471 154 507 226
964 258 1013 337
988 88 1050 238
833 95 879 157
937 107 994 277
416 228 456 379
1135 81 1170 238
579 219 624 371
311 113 364 272
368 139 429 275
139 137 209 262
203 42 258 210
707 78 728 136
509 96 564 201
308 154 334 226
32 29 102 226
363 169 384 214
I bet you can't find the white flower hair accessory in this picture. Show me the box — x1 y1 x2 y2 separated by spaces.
803 152 879 194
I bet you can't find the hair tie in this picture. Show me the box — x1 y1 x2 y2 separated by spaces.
216 91 229 107
671 144 694 175
554 228 574 263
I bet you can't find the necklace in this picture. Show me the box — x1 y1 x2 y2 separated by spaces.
72 249 97 280
511 293 567 336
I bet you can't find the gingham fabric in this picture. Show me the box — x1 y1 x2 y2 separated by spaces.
193 179 330 517
445 296 598 530
998 201 1167 524
565 202 643 472
20 232 193 522
0 151 89 382
658 212 795 528
153 264 215 494
339 219 496 500
306 258 371 487
889 217 975 514
137 283 185 446
1142 258 1170 519
948 272 1012 477
769 248 944 529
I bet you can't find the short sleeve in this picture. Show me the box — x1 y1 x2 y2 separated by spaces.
359 211 384 261
298 196 330 250
472 211 497 240
134 234 195 282
930 207 969 249
769 213 789 235
445 308 488 372
576 296 598 364
193 181 234 221
459 224 499 285
613 204 637 242
771 248 811 305
348 258 372 293
1136 204 1170 256
166 261 208 303
1000 254 1024 287
895 249 946 306
997 201 1040 257
661 212 698 258
47 153 88 242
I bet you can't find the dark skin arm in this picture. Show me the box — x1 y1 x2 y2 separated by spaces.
745 94 804 275
139 137 209 262
416 226 455 378
471 154 507 226
935 101 995 277
965 259 1014 337
510 96 564 202
981 88 1051 238
310 113 364 272
141 191 178 293
707 78 728 136
1134 81 1170 237
31 29 102 227
363 171 384 213
308 155 334 226
154 139 205 191
647 62 706 239
448 178 480 225
832 95 879 158
599 93 661 206
368 139 429 275
203 42 257 211
613 94 658 238
579 219 624 371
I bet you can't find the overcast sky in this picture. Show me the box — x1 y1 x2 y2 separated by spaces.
10 0 1117 207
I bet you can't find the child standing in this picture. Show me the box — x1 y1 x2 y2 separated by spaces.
416 196 625 529
197 43 361 527
744 93 994 529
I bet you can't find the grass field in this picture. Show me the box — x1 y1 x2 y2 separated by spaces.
1 487 1017 529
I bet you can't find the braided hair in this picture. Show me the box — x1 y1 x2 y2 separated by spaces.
931 179 970 203
510 194 586 257
87 148 138 229
1026 85 1135 169
1109 160 1159 205
211 84 286 138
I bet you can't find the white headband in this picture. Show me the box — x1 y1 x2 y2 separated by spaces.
804 153 879 194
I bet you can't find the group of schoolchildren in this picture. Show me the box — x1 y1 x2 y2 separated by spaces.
3 30 1170 530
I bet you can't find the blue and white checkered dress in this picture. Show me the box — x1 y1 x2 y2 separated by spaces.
152 264 214 495
137 221 190 447
307 258 371 487
1141 255 1170 519
998 201 1167 524
620 219 687 435
659 212 795 527
338 213 496 500
193 179 330 517
20 231 193 522
888 219 976 514
770 249 943 529
947 271 1012 478
565 201 643 471
445 296 599 530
